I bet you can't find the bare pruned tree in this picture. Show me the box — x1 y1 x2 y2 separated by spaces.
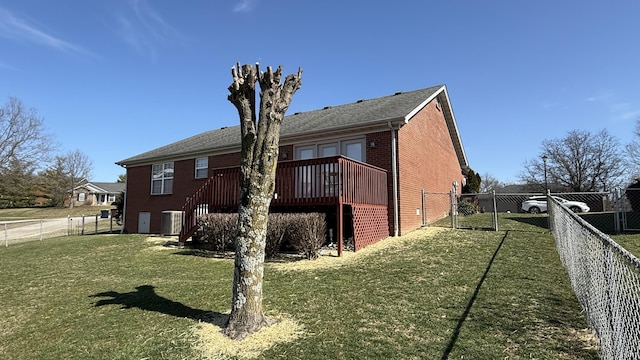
223 63 302 340
0 97 55 173
64 149 93 208
479 172 504 193
520 129 625 192
626 118 640 178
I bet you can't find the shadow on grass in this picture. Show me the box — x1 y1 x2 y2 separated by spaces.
504 215 549 230
90 285 228 326
578 212 617 234
174 247 309 263
441 231 509 360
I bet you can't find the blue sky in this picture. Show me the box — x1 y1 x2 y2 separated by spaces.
2 0 639 184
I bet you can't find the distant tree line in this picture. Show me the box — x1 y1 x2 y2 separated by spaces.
471 119 640 195
519 129 627 193
0 97 113 208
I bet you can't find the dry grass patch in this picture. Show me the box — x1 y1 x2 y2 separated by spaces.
270 227 446 272
191 313 304 360
144 236 180 251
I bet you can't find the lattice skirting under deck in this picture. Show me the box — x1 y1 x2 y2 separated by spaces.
350 204 390 251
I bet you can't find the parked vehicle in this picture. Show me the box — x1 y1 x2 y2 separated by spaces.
521 196 590 214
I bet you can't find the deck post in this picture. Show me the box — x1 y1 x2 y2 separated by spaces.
337 158 344 257
337 203 343 257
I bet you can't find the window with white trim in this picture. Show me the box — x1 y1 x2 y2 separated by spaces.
195 157 208 179
151 162 174 195
341 139 365 162
77 193 86 202
319 143 338 157
294 138 365 161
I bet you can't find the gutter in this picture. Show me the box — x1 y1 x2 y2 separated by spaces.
388 121 400 237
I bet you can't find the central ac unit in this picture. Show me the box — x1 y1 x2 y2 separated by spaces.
161 210 184 236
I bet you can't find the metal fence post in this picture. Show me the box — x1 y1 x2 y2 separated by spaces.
614 188 621 234
492 190 499 231
450 188 458 229
94 215 98 234
450 189 454 229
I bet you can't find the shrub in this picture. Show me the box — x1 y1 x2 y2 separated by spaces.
265 213 291 258
194 213 236 251
286 213 327 260
457 201 478 216
194 212 328 259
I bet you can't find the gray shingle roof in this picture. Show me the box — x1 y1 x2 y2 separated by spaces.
92 182 126 194
75 182 125 194
117 85 452 166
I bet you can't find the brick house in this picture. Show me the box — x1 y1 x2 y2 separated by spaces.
116 85 471 251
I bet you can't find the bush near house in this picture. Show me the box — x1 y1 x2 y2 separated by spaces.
286 213 327 260
194 212 327 259
194 214 236 252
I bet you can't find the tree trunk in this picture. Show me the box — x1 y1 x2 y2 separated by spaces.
223 63 301 340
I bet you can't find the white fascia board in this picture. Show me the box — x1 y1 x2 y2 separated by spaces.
404 85 445 122
439 87 469 168
403 85 469 169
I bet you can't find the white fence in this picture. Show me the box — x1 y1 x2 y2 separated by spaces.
548 195 640 359
2 215 121 247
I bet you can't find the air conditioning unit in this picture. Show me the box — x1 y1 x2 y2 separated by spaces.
161 211 184 236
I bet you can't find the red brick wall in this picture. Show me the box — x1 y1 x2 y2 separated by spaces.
123 111 464 238
396 100 463 235
123 149 281 234
125 159 203 234
366 131 394 235
213 152 241 168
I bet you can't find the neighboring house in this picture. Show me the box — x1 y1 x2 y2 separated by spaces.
116 85 471 251
68 181 125 207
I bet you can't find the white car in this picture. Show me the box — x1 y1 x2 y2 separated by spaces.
521 196 590 214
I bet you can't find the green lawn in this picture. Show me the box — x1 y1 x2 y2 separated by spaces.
0 221 599 359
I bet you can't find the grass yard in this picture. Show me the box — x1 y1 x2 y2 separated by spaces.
0 220 600 359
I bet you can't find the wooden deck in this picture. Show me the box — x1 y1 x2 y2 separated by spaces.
179 156 388 253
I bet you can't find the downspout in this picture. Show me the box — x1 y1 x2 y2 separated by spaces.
120 170 127 234
388 121 400 237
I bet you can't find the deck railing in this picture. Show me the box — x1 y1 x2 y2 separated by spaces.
179 156 388 242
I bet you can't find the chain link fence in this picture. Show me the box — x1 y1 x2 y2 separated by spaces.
421 191 455 227
428 191 618 233
548 194 640 359
613 187 640 232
